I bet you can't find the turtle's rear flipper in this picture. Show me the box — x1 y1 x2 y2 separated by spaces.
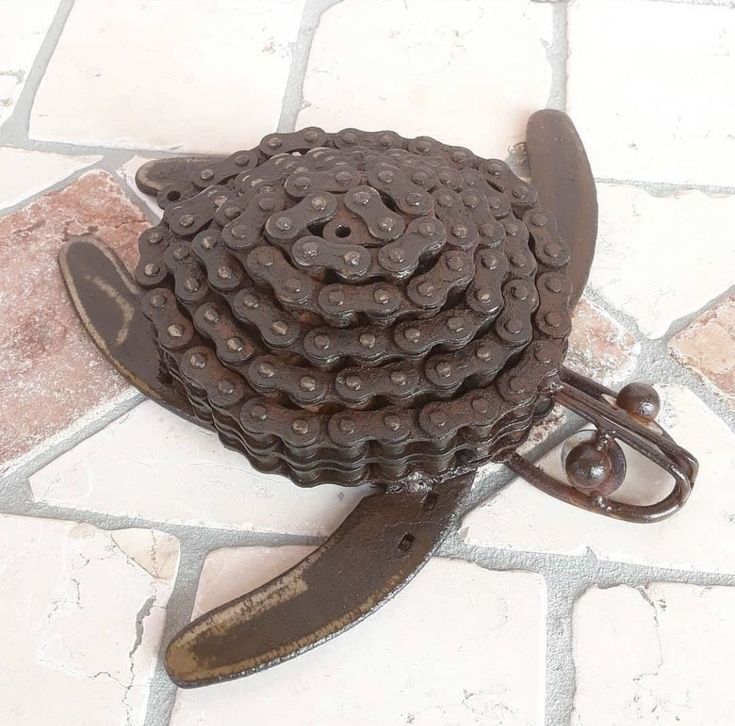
165 471 474 688
135 156 225 197
59 237 198 423
526 109 597 308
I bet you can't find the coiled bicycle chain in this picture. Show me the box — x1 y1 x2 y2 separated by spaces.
135 127 571 487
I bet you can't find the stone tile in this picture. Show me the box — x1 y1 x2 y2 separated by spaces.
589 184 735 338
572 583 735 725
462 385 735 574
0 148 100 210
0 1 59 128
171 557 545 726
30 400 372 537
31 0 305 152
0 171 148 471
0 513 179 726
568 0 735 186
567 296 640 386
298 0 553 157
670 293 735 406
190 545 316 619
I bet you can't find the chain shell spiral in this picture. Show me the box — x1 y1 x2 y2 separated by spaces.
134 127 572 488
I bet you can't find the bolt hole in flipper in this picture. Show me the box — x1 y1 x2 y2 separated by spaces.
165 473 474 688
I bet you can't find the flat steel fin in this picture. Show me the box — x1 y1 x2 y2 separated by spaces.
526 109 598 308
165 471 474 688
58 237 198 423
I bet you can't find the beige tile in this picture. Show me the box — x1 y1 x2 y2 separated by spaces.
589 184 735 338
0 514 179 726
568 0 735 186
30 0 305 152
0 1 59 128
573 583 735 725
298 0 553 157
0 148 100 210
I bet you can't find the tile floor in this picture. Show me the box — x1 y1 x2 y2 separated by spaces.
0 1 733 725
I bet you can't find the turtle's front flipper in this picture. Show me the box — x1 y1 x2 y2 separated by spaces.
165 471 474 688
526 109 597 308
59 237 198 423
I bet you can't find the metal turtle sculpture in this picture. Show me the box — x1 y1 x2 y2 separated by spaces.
59 110 697 688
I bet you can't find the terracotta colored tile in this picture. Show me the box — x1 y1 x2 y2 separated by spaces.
669 293 735 405
567 296 640 386
0 171 148 469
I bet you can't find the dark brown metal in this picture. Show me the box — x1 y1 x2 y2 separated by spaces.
57 113 698 690
166 471 474 688
59 237 200 426
506 367 697 523
526 109 597 308
129 126 571 488
135 156 224 196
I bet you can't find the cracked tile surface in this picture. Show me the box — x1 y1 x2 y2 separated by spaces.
572 583 735 725
0 514 179 726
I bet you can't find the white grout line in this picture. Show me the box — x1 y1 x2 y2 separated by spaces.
277 0 345 133
0 0 74 146
543 0 568 112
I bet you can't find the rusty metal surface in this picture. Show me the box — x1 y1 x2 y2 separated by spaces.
132 126 572 488
135 156 225 198
506 367 698 523
59 237 201 425
166 471 474 688
526 110 597 308
58 114 699 690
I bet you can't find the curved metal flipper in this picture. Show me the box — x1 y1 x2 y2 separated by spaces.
58 237 198 423
135 155 225 197
165 471 474 688
526 109 598 307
